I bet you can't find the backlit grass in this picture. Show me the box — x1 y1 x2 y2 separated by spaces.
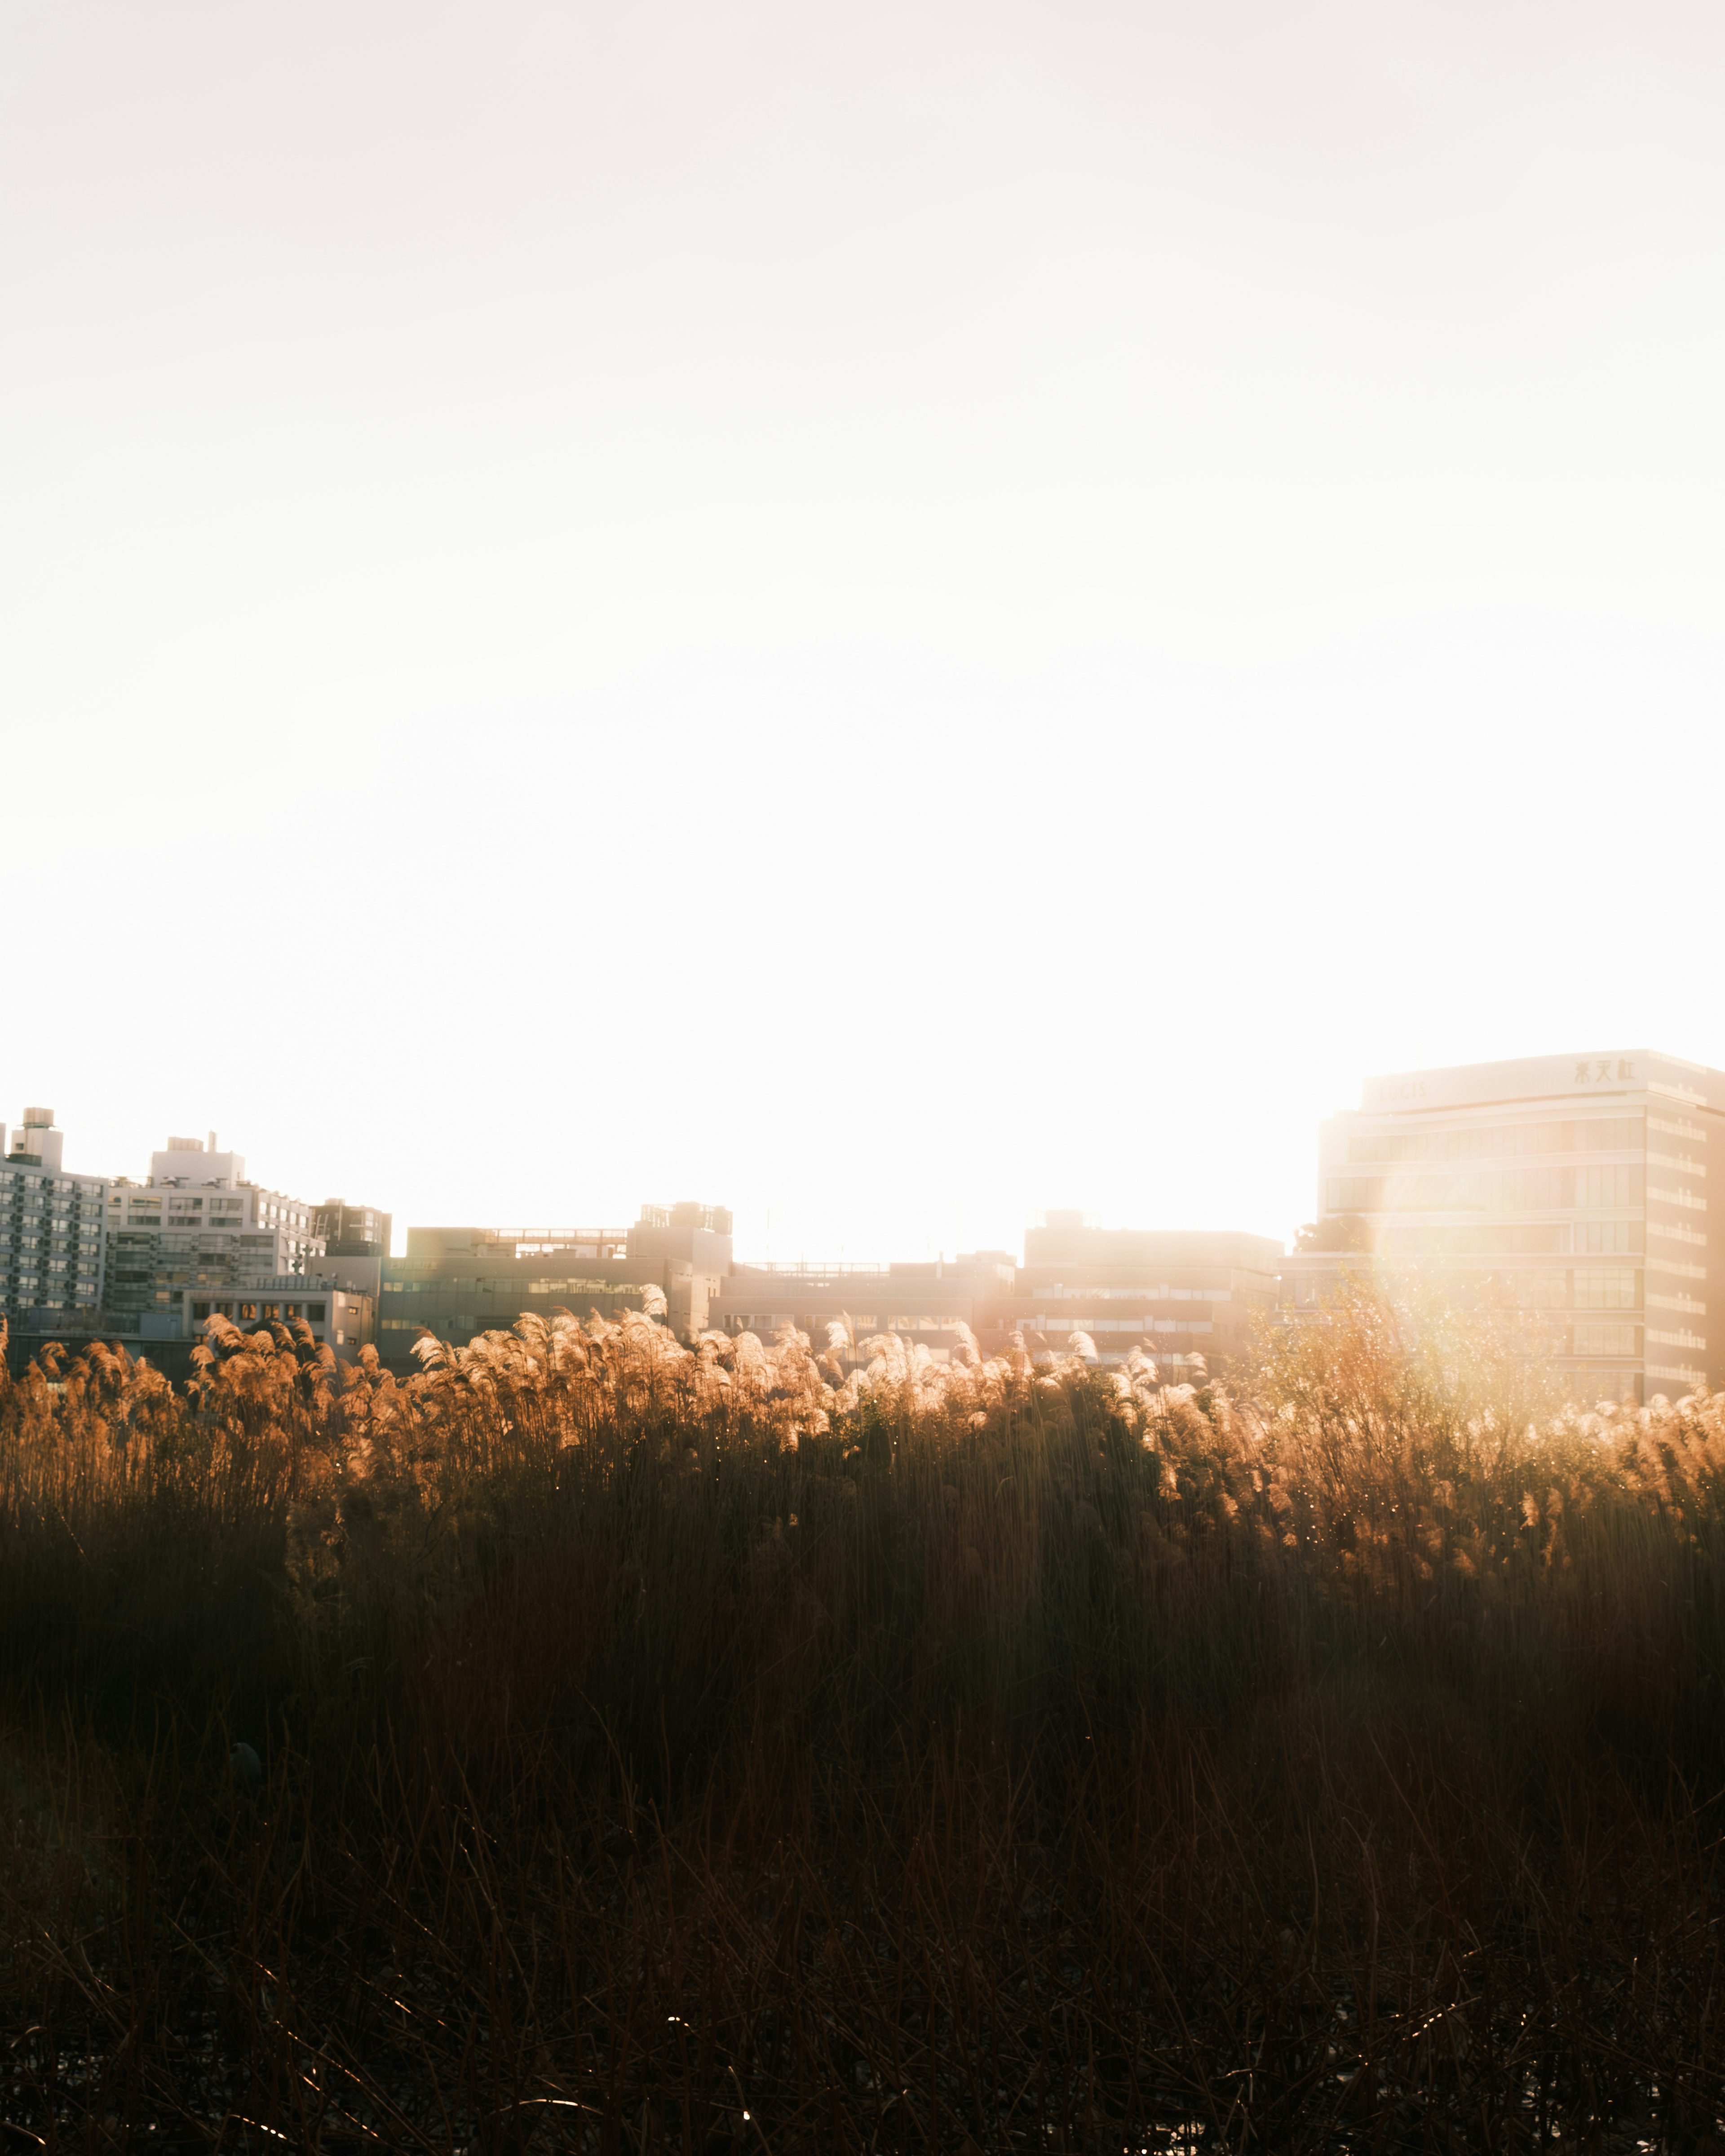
2 1296 1721 2150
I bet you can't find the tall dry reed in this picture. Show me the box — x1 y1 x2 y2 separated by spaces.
1 1296 1721 2150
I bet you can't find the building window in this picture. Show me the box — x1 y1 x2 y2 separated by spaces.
1348 1116 1644 1165
1575 1221 1643 1255
1573 1268 1641 1311
1331 1166 1647 1215
307 1303 326 1321
1572 1322 1639 1358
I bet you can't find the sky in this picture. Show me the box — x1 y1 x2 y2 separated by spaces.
2 0 1723 1261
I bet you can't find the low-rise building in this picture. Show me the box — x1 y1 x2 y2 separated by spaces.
376 1203 734 1370
1278 1244 1375 1315
628 1203 734 1338
711 1251 1017 1361
186 1276 375 1353
712 1216 1282 1378
313 1199 392 1256
990 1215 1284 1374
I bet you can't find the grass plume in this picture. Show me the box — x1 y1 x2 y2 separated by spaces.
1 1294 1722 2149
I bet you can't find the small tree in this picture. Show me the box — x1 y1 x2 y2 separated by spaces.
1293 1213 1374 1253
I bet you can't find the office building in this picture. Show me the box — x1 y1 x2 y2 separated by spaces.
1311 1050 1725 1400
377 1203 734 1370
1 1107 109 1325
105 1134 327 1336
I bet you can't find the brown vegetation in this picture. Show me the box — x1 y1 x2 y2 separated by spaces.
1 1296 1722 2152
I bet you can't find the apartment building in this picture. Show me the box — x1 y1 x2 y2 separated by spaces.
377 1203 734 1370
105 1134 327 1335
0 1108 108 1324
1313 1050 1725 1400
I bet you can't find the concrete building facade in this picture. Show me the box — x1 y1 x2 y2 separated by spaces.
711 1215 1282 1377
1 1108 109 1326
314 1199 392 1256
993 1216 1284 1373
1312 1050 1725 1401
376 1204 734 1369
710 1250 1018 1361
186 1277 375 1352
105 1135 327 1335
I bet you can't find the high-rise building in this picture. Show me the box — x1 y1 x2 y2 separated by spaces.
105 1134 327 1334
0 1108 109 1324
1310 1050 1724 1401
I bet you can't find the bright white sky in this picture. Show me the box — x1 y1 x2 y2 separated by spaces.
3 0 1723 1260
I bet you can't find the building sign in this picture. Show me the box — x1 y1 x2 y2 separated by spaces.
1358 1052 1723 1117
1363 1054 1650 1114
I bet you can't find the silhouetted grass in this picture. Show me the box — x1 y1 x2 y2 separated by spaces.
2 1299 1722 2150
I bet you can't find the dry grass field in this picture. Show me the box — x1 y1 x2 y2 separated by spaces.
2 1294 1722 2152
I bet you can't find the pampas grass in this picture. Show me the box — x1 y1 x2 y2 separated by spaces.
1 1294 1722 2149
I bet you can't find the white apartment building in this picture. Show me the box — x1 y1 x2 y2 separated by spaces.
1314 1050 1725 1401
106 1133 327 1334
1 1108 109 1319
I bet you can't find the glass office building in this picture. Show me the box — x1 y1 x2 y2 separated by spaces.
1313 1050 1724 1401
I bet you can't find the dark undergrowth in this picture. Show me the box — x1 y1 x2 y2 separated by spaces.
2 1297 1722 2151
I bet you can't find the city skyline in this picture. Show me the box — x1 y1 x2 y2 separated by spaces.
11 1044 1724 1273
14 1046 1724 1405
